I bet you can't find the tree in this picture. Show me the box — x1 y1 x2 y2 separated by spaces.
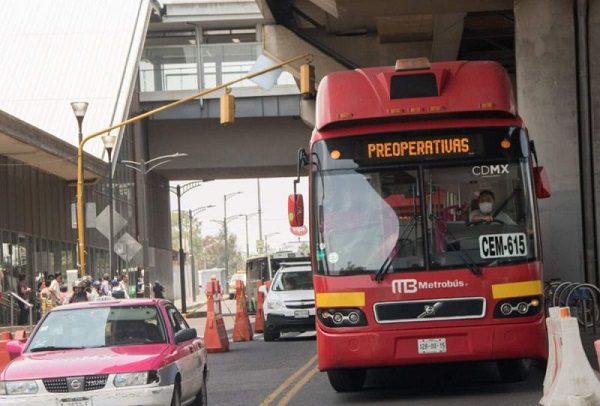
171 213 244 273
170 212 204 271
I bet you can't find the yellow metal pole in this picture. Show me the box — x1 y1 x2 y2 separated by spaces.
76 53 312 276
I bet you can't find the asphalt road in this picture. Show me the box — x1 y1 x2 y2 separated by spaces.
199 330 545 406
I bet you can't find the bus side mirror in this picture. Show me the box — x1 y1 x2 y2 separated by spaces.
288 194 304 227
533 166 551 199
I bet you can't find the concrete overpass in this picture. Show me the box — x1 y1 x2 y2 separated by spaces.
136 0 600 293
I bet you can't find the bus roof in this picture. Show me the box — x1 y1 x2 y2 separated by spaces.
315 60 516 132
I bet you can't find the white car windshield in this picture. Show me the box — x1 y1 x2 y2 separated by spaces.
271 271 313 291
27 306 167 352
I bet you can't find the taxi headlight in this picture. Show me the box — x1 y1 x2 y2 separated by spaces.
267 300 284 310
113 371 158 388
1 380 38 395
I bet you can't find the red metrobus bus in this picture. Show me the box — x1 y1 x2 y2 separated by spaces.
288 58 551 392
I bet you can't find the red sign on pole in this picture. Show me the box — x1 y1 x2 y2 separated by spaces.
290 225 308 236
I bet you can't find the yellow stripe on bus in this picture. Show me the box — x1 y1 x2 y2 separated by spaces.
316 292 365 307
491 280 543 299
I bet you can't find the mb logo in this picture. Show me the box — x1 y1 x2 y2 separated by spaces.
391 279 418 294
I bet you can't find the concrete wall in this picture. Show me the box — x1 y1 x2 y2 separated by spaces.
148 117 312 180
515 0 584 281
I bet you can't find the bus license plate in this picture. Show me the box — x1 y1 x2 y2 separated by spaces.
479 233 528 259
417 338 447 354
294 310 309 318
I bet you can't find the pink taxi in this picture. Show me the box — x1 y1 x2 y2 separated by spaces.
0 299 207 406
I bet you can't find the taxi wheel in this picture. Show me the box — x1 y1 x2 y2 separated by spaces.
192 374 208 406
327 368 366 392
497 359 529 383
171 381 182 406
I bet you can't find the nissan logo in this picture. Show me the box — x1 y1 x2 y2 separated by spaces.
70 379 82 390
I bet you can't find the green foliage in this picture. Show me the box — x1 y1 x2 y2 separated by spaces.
171 212 244 272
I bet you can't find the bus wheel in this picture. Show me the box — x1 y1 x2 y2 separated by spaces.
327 369 366 392
497 359 529 383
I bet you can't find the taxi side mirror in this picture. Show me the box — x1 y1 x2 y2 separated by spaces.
174 328 198 344
288 194 304 227
7 340 25 360
533 166 551 199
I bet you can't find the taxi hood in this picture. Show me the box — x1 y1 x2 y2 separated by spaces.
1 344 172 381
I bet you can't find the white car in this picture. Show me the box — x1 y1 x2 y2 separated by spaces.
260 263 315 341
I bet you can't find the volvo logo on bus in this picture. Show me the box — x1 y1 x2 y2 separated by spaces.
472 164 509 177
392 279 467 294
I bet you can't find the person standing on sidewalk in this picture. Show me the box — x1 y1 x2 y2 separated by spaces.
153 281 164 299
17 273 31 325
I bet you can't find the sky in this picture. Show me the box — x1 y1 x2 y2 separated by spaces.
170 177 309 256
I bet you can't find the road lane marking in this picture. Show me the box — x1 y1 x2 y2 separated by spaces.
259 354 317 406
277 366 319 406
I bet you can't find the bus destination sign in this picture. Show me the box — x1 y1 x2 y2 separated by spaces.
359 135 475 162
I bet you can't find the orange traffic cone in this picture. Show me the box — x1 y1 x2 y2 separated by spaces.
203 276 229 353
255 281 265 333
233 280 253 342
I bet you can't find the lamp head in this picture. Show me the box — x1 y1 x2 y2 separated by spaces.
102 134 117 152
70 101 89 119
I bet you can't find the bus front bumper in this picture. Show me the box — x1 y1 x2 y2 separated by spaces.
316 317 547 371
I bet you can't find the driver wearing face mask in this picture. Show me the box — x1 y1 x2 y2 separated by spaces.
469 190 516 225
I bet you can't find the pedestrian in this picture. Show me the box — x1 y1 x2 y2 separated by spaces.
136 275 144 298
111 279 126 299
17 273 31 325
99 273 111 296
48 272 63 305
89 280 100 301
153 280 164 299
117 274 130 299
59 285 69 305
69 280 88 303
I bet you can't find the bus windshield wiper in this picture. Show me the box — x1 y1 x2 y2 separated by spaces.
29 346 85 352
374 249 395 283
444 230 482 276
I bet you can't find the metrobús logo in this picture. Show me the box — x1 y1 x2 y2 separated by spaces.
391 279 467 294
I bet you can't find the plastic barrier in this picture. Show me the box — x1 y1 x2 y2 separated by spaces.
233 280 253 342
540 306 600 405
254 281 265 333
203 276 229 353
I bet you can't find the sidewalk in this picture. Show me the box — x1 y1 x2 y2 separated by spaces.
173 296 207 314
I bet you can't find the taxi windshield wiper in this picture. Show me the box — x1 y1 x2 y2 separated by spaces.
29 346 85 353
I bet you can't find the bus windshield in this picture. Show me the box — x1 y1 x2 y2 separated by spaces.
312 128 538 276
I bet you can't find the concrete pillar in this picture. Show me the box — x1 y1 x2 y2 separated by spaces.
590 0 600 278
515 0 585 281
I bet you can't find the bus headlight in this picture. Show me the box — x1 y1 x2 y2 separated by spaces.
494 296 542 318
318 308 367 328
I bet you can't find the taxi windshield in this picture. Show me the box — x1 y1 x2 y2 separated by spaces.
312 128 539 275
27 306 167 352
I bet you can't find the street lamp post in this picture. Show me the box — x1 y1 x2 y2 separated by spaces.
71 102 89 272
264 232 280 254
101 134 117 277
169 181 209 313
189 205 215 302
242 212 259 258
122 153 187 298
224 192 242 282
